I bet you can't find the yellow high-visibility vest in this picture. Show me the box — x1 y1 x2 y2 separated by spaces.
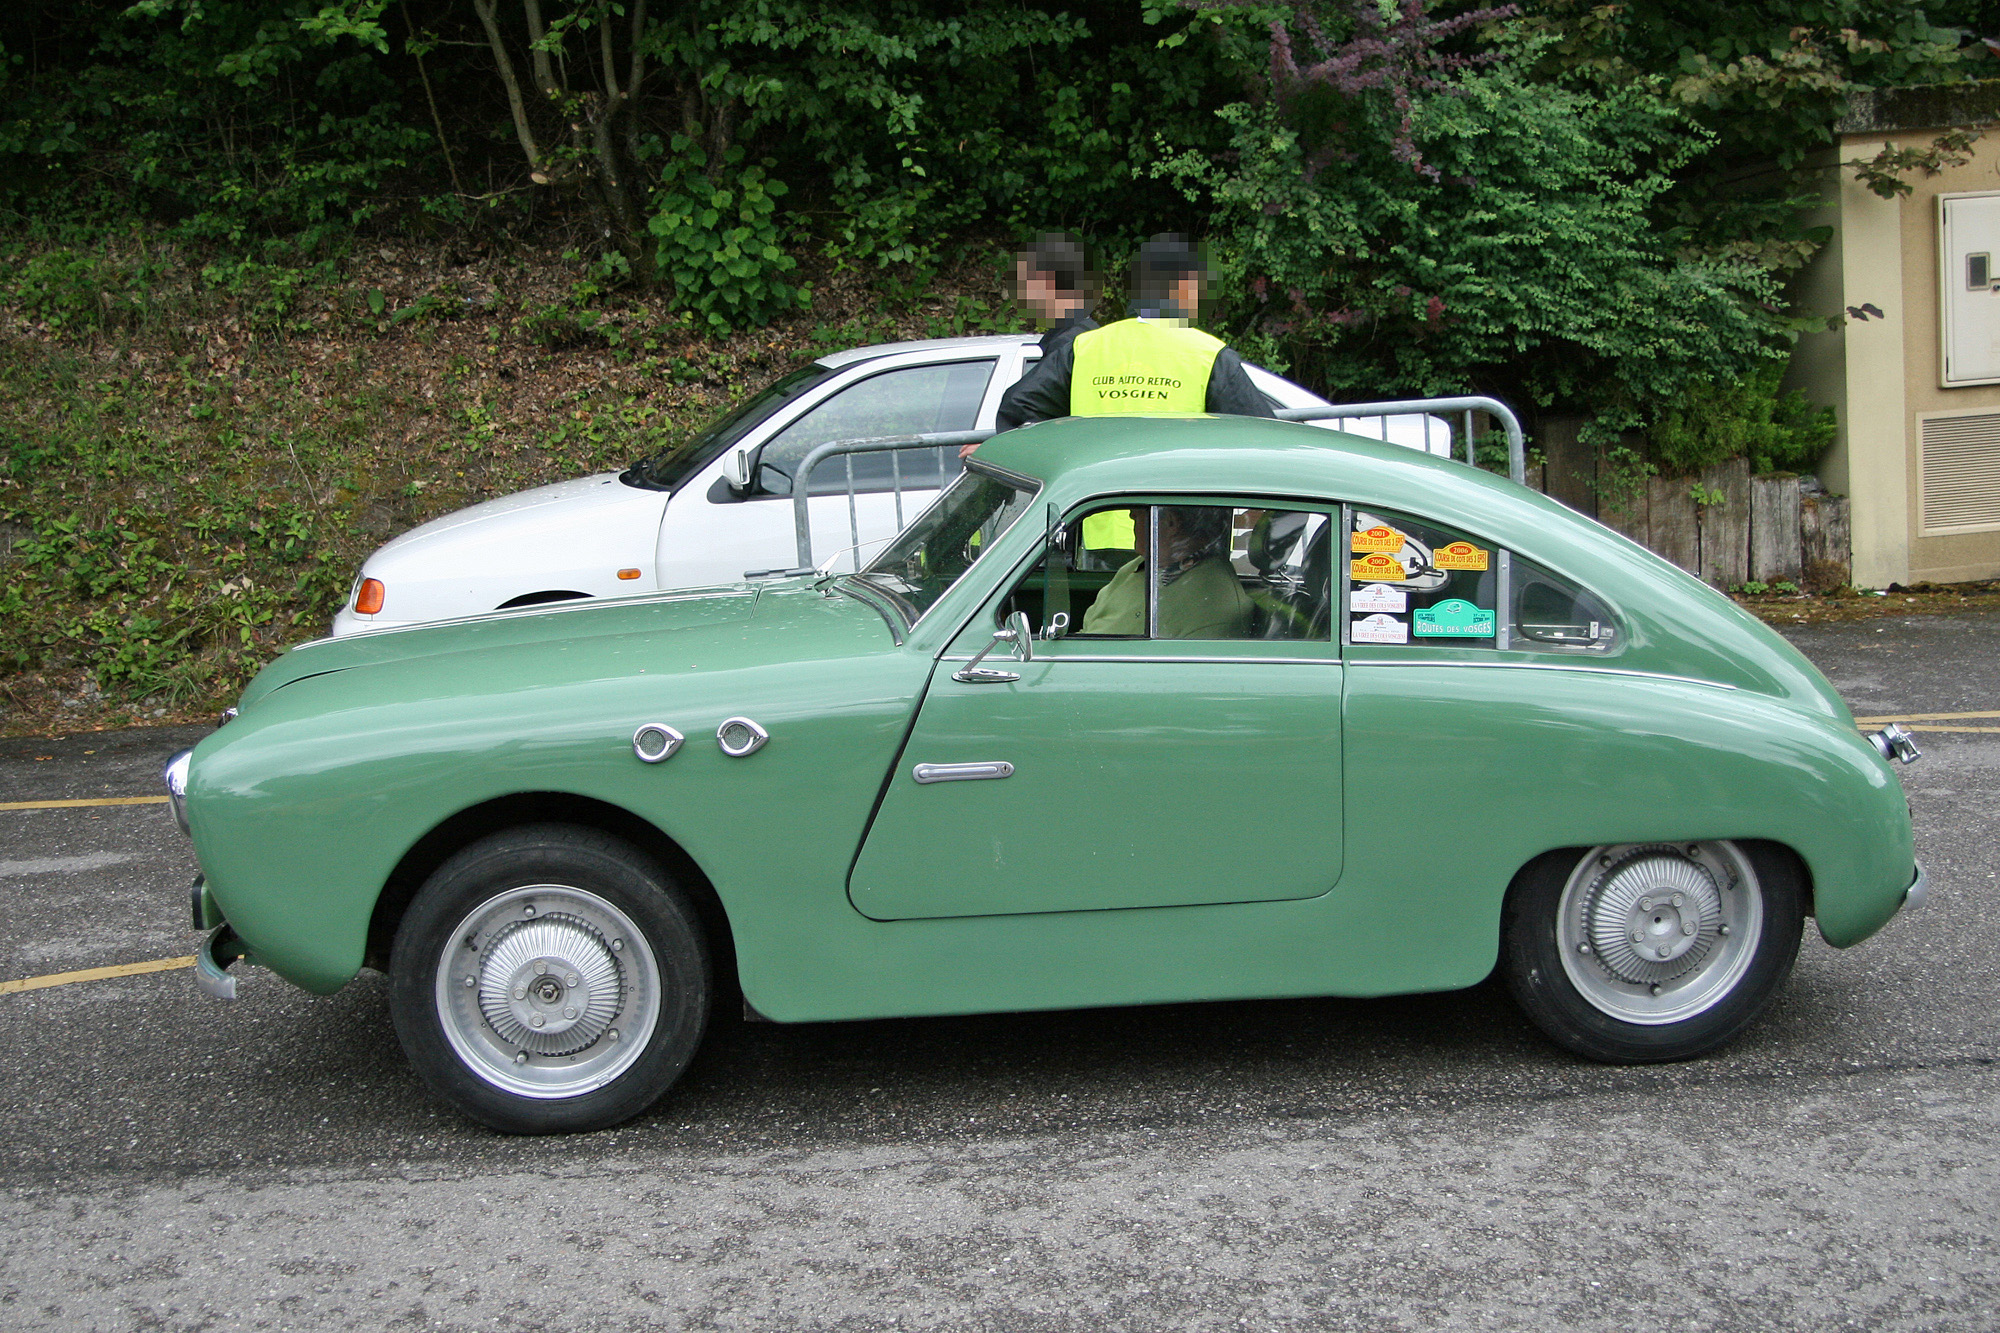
1069 319 1224 417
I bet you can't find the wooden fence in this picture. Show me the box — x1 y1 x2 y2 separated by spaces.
1529 425 1850 591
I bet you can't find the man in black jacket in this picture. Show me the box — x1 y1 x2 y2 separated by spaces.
994 234 1274 434
1014 231 1102 355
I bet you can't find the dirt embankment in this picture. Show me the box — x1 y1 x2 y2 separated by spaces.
0 237 1014 736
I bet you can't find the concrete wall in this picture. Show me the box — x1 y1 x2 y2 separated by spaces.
1791 128 2000 586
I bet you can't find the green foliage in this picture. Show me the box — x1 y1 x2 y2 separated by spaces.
3 245 169 335
1167 40 1784 436
648 141 806 332
1650 363 1837 476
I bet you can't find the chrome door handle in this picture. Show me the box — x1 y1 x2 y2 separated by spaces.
912 761 1015 784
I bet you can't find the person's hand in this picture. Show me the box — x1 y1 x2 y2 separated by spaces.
958 441 980 458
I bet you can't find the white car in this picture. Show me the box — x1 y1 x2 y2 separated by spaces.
330 333 1451 635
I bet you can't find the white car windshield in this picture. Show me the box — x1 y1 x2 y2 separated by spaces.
850 467 1040 622
623 363 834 491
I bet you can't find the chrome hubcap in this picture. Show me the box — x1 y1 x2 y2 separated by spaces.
435 885 659 1099
1557 843 1762 1025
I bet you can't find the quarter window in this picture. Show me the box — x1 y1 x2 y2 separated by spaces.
1343 508 1618 653
1346 509 1500 647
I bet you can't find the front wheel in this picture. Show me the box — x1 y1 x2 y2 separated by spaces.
1502 841 1804 1064
389 824 709 1133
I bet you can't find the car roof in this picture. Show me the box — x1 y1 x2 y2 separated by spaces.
974 414 1587 568
814 333 1038 369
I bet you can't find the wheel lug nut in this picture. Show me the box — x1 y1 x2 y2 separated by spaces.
607 1028 619 1042
1577 942 1591 954
514 1052 528 1065
563 1008 577 1020
463 975 475 988
523 905 536 918
513 987 527 1000
531 1014 545 1028
1650 983 1662 995
1639 897 1652 910
566 974 580 987
1719 924 1730 936
611 939 624 951
1672 893 1684 907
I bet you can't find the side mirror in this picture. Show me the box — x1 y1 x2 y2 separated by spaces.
721 448 753 492
952 610 1034 684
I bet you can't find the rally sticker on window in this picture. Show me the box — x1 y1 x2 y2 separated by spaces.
1433 541 1489 571
1350 582 1407 613
1350 613 1410 644
1350 552 1406 582
1412 599 1496 637
1351 524 1406 554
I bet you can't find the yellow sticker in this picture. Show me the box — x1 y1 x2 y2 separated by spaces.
1350 552 1406 582
1434 540 1489 571
1351 524 1406 554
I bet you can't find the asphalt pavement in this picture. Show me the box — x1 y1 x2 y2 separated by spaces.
0 615 1994 1331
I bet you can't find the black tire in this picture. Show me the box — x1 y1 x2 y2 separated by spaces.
1501 840 1804 1064
388 823 709 1133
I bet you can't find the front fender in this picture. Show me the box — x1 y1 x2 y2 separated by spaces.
188 648 927 995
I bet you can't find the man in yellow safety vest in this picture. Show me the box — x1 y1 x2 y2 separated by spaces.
990 234 1275 552
993 233 1276 433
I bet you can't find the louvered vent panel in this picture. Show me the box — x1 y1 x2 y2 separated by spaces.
1921 413 2000 533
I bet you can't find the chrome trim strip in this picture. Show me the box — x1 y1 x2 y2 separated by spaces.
937 653 1336 665
828 579 906 644
632 723 685 764
1345 658 1738 690
1906 862 1927 912
195 925 246 1002
913 761 1015 784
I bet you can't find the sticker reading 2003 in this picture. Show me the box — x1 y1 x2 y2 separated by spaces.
1351 524 1405 554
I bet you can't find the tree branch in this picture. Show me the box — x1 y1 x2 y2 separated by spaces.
471 0 544 171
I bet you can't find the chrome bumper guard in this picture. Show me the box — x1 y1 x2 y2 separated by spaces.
196 924 247 1001
1905 862 1928 913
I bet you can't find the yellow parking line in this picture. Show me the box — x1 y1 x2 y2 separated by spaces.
1853 710 2000 724
1889 725 2000 733
0 796 171 811
0 955 195 995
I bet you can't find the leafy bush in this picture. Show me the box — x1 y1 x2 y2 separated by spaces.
1650 363 1837 477
648 142 807 331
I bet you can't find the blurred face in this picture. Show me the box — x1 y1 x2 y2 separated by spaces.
1015 260 1086 323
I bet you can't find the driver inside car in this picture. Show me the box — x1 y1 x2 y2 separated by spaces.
1078 505 1252 640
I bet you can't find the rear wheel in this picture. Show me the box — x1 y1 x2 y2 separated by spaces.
1502 840 1803 1063
389 824 709 1133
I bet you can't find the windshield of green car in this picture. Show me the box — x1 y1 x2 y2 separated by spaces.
622 363 834 492
849 467 1040 622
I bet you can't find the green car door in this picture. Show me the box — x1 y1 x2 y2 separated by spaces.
850 501 1344 921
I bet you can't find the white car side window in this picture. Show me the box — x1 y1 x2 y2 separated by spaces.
759 360 995 486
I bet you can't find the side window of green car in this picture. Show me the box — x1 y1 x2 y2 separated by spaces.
999 501 1335 642
1344 508 1618 653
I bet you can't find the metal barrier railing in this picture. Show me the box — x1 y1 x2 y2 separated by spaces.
1274 396 1526 485
783 398 1525 571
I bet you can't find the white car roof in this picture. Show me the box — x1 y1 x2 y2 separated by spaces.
813 333 1038 368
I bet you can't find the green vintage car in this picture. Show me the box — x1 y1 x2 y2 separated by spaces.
166 414 1925 1133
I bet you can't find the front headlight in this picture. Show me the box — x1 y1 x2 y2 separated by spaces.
163 748 193 836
